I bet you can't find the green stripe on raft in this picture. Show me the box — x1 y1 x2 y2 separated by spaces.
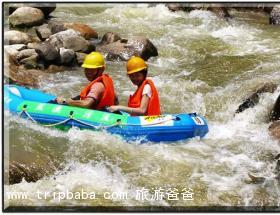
17 101 128 125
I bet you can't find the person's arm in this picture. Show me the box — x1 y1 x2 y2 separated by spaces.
56 97 96 108
108 95 149 115
66 97 96 108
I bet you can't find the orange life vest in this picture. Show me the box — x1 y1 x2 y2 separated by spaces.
80 74 115 110
128 79 161 116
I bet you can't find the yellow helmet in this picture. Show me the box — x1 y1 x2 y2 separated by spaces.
126 56 147 75
81 52 105 69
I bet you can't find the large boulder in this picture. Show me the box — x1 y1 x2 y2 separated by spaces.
8 3 56 17
100 32 122 45
34 42 60 65
64 22 98 39
270 5 280 25
47 29 92 53
35 24 52 41
97 36 158 61
270 94 280 121
9 7 44 27
4 30 33 45
235 83 278 114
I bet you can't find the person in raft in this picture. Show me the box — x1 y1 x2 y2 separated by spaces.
56 52 116 110
107 56 161 116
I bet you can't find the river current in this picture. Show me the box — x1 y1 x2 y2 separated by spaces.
4 4 280 209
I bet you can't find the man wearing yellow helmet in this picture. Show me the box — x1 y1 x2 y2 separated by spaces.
108 56 161 116
56 52 116 110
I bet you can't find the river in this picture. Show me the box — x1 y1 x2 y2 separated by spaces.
4 3 280 210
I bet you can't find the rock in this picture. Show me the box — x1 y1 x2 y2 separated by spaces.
4 30 32 45
16 49 39 69
27 42 40 49
270 94 280 121
8 149 58 184
230 4 274 14
19 55 39 69
59 48 76 66
166 3 193 12
4 55 46 87
270 5 280 25
35 42 60 65
45 65 64 73
4 44 27 61
48 19 67 34
100 32 122 45
5 44 27 52
97 36 158 61
208 6 231 19
9 7 44 27
64 22 98 39
35 24 52 41
75 52 87 65
269 121 280 141
235 83 278 114
166 3 231 19
248 172 266 184
47 29 91 53
16 49 38 61
8 3 56 17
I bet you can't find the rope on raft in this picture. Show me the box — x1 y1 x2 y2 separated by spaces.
18 109 119 130
18 106 180 130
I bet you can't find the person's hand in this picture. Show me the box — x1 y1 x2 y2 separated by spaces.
56 97 66 104
107 106 120 113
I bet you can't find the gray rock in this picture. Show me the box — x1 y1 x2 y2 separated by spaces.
235 83 278 114
47 29 90 52
35 24 52 41
270 94 280 121
48 19 67 34
35 42 60 65
4 30 32 45
75 52 87 65
8 3 56 17
100 32 122 45
59 48 76 66
270 5 280 25
97 36 158 61
9 7 44 27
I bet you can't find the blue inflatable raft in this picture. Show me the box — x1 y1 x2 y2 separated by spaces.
4 84 209 143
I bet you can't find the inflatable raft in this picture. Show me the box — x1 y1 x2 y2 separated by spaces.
4 85 209 143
